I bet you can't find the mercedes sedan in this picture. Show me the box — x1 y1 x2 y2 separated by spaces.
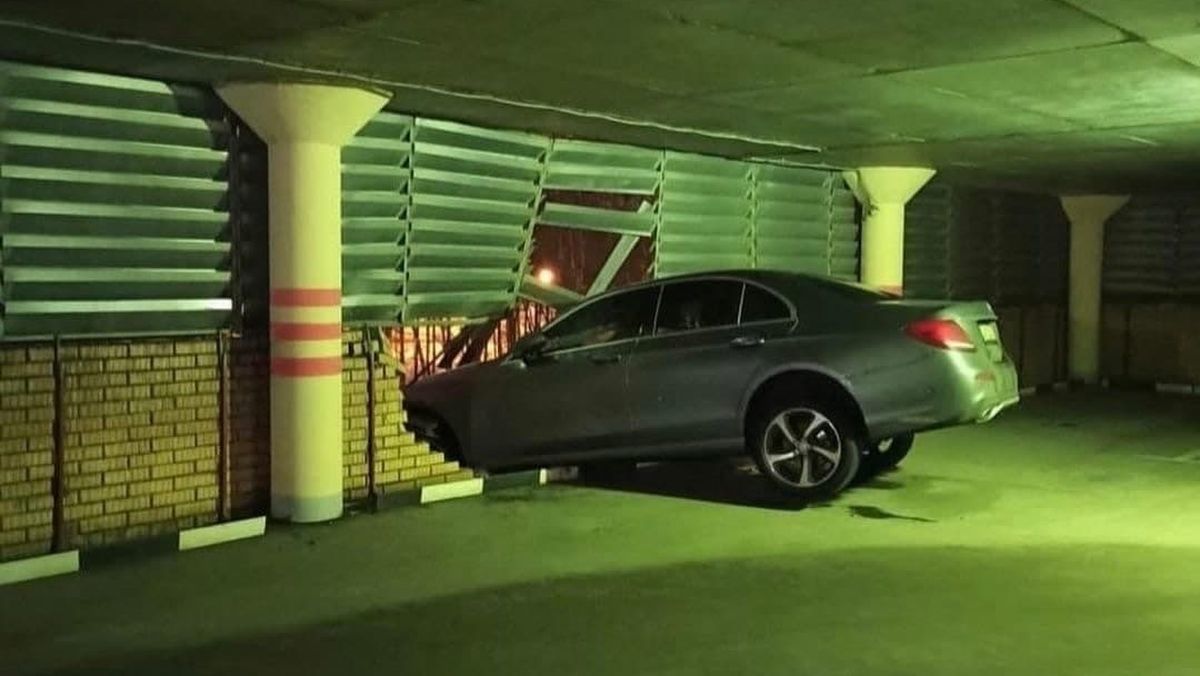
405 271 1020 500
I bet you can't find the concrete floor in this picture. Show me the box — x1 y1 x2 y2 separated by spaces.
2 391 1200 676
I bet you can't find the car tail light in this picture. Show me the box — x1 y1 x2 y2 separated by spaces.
906 318 976 351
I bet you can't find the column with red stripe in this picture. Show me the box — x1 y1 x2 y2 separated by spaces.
220 84 388 522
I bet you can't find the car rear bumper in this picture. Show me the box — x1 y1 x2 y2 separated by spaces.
956 355 1021 424
863 351 1022 441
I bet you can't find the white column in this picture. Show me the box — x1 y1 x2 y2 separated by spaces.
218 83 389 522
1060 194 1130 384
844 166 936 295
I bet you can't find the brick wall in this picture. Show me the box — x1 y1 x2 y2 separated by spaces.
0 345 55 561
1 329 474 563
58 338 223 549
341 330 473 504
229 335 270 517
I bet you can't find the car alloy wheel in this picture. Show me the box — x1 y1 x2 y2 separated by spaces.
760 407 845 489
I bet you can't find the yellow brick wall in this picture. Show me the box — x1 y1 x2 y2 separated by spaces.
59 338 222 549
342 330 474 503
1 329 474 562
229 335 270 516
0 345 56 561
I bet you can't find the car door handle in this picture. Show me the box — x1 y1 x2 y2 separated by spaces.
730 335 765 349
589 354 622 364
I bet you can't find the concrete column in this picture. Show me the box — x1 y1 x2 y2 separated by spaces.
844 166 936 295
1060 194 1130 384
218 83 388 522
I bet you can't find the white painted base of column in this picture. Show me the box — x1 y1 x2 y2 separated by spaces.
0 550 79 587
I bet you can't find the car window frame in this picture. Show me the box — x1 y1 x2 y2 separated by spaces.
737 279 797 328
527 283 664 358
637 275 797 342
651 277 746 337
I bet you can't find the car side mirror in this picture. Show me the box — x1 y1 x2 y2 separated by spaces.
512 333 549 363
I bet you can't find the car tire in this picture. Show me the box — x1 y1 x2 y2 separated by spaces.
861 433 915 479
749 396 861 501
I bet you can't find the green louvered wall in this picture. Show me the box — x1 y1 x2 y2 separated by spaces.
827 175 860 280
1 58 860 337
1181 205 1200 296
341 111 412 323
1104 196 1181 297
653 161 854 280
752 165 841 277
540 139 660 237
656 152 753 276
405 118 547 322
904 181 1069 303
341 115 549 324
0 61 234 337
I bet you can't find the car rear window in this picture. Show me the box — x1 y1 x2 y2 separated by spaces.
740 284 791 323
655 280 742 333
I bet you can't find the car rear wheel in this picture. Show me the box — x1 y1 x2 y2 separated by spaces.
750 398 861 501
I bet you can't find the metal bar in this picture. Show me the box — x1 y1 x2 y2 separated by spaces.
227 111 246 335
363 331 378 510
588 234 640 297
216 330 231 521
461 318 501 365
50 335 66 553
519 274 584 308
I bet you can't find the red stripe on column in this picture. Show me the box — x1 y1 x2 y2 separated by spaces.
881 285 903 297
271 322 343 341
271 357 342 377
271 288 341 307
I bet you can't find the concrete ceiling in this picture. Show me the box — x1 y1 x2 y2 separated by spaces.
3 0 1200 191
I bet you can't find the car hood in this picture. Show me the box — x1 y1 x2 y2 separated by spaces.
405 359 497 403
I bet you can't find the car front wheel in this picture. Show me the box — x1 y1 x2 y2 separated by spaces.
750 398 861 501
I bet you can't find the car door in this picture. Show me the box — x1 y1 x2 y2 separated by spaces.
471 285 661 466
625 279 795 453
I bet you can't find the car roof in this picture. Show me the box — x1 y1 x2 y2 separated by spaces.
585 268 888 307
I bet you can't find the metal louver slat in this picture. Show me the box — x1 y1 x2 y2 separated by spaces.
404 118 547 322
0 60 234 337
656 152 753 277
543 139 661 194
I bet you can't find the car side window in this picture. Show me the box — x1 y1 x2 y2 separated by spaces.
740 284 791 324
655 280 742 334
542 286 659 351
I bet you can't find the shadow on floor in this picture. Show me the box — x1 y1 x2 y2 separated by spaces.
574 458 908 512
32 544 1200 676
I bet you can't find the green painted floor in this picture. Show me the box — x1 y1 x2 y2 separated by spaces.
3 391 1200 676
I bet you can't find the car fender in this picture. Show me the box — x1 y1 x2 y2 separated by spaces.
737 361 862 423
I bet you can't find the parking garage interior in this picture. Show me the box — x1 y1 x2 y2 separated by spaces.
1 2 1199 674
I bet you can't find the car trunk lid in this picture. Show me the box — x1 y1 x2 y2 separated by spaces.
879 299 1006 361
